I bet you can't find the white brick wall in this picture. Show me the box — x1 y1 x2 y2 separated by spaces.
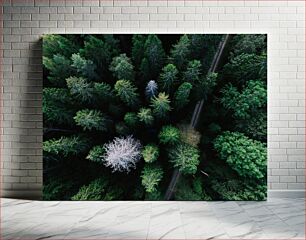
1 0 305 199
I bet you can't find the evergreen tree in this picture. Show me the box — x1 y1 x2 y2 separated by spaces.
174 82 193 109
43 34 78 58
124 112 139 129
110 53 135 81
131 34 146 69
138 108 154 126
43 135 89 157
93 82 114 103
145 80 158 99
178 124 201 147
66 76 95 104
195 72 218 100
141 165 163 193
159 64 179 93
168 143 200 175
170 34 191 70
142 144 159 163
86 145 105 164
43 54 73 86
151 92 171 119
71 53 97 80
183 60 202 84
74 109 108 131
43 88 75 125
140 35 166 80
114 79 140 108
159 125 181 145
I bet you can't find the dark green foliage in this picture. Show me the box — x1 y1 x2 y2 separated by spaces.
93 82 114 103
66 77 94 103
175 177 212 200
86 145 105 164
214 131 267 179
115 122 130 136
43 179 74 200
71 53 97 80
71 177 122 200
178 124 201 147
220 80 267 119
142 144 159 163
183 60 202 84
151 92 171 119
114 79 140 108
223 53 267 83
80 35 119 74
196 72 218 100
159 64 179 92
138 108 154 126
124 112 139 128
145 189 163 200
231 34 266 56
159 125 181 145
141 164 163 193
43 135 89 157
43 54 73 86
43 34 78 58
74 109 108 131
170 35 190 69
140 35 166 80
110 53 135 81
43 88 75 125
131 34 146 69
168 143 200 175
211 179 267 200
174 82 193 109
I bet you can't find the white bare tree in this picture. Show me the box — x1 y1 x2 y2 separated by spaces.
103 135 142 173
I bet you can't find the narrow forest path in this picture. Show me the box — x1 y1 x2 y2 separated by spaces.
164 34 232 200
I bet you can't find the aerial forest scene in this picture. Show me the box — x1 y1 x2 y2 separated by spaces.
43 34 267 201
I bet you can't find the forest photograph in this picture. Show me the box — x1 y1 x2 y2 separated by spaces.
43 34 267 201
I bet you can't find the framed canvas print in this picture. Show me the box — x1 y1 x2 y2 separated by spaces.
43 34 267 201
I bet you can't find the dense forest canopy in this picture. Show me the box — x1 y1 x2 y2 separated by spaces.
43 34 267 200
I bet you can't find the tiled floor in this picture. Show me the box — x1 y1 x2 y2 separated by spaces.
1 198 305 239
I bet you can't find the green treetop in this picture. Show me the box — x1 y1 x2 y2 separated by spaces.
142 144 159 163
86 145 105 164
74 109 108 131
124 112 139 129
71 53 97 80
183 60 202 84
174 82 193 110
43 34 78 58
131 34 146 69
66 76 95 104
159 125 181 145
114 79 140 108
140 35 166 80
159 64 179 93
110 53 135 81
141 164 163 193
150 92 171 119
138 108 154 126
170 34 191 70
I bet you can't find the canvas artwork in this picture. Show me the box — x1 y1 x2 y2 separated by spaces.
43 34 267 201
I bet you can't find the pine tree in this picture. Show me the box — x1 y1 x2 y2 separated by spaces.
151 92 171 119
141 164 163 193
174 82 193 109
43 135 89 157
183 60 202 84
86 145 105 163
43 88 75 125
142 144 159 163
131 34 146 69
110 53 135 81
71 53 97 80
124 112 139 129
159 64 179 93
159 125 181 145
66 76 95 104
170 34 191 70
138 108 154 126
74 109 108 131
168 143 200 175
43 54 73 86
140 35 166 80
114 79 140 108
94 82 114 103
43 34 78 58
196 72 218 100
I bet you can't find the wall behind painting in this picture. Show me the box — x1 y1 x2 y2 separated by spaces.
1 0 304 199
